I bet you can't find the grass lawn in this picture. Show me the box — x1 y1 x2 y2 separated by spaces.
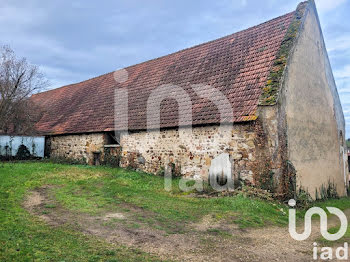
1 161 350 261
318 226 350 246
0 162 162 262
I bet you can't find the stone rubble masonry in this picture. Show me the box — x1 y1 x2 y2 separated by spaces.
49 133 106 165
47 107 279 184
120 110 278 183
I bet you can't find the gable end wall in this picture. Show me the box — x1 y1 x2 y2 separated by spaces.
281 1 347 197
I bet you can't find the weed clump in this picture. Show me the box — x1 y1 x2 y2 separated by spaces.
260 2 308 105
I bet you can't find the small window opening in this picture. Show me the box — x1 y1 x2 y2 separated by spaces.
93 151 101 166
106 132 120 145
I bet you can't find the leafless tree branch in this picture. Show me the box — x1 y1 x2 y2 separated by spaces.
0 45 49 135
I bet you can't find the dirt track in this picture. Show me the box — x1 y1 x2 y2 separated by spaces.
23 186 349 262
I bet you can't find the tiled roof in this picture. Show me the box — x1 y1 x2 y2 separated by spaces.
32 10 296 135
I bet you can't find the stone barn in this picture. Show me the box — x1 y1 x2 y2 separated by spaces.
31 1 348 198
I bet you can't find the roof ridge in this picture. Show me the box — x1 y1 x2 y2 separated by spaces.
259 1 309 105
34 9 296 97
32 5 298 135
31 71 113 96
122 10 296 70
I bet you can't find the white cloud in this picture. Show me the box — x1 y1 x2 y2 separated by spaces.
241 0 248 7
334 65 350 79
315 0 347 13
40 65 92 89
0 5 47 28
327 35 350 53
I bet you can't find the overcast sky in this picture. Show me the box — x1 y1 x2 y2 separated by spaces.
1 0 349 137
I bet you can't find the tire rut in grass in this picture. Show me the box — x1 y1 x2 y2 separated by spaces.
23 186 348 262
23 186 204 261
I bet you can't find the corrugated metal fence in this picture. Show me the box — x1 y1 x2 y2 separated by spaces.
0 135 45 158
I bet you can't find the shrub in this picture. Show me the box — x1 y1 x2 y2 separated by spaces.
16 145 31 160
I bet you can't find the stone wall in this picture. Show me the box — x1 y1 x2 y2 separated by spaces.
48 133 107 164
120 119 278 184
46 114 279 186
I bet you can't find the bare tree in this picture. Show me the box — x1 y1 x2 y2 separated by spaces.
0 45 48 135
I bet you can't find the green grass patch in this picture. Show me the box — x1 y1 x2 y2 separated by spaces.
0 162 161 262
317 225 350 246
49 164 292 230
1 161 350 260
206 228 232 238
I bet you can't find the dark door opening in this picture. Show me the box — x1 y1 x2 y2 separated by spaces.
93 151 101 166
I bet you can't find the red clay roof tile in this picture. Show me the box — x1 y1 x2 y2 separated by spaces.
31 10 295 135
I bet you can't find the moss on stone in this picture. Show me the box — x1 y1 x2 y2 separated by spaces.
259 1 308 105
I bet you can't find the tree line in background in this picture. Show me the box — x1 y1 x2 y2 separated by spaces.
0 45 47 135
